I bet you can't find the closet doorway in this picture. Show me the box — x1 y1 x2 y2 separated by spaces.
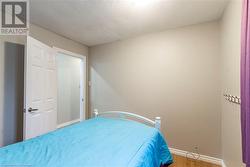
54 47 86 128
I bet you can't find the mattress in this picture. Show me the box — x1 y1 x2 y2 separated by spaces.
0 117 173 167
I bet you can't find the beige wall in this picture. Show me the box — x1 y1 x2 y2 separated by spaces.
89 22 222 158
220 0 245 166
0 24 88 147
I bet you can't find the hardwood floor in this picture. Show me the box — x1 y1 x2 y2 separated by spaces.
169 154 221 167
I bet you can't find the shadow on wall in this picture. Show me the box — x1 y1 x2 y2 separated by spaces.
90 66 131 115
3 42 24 146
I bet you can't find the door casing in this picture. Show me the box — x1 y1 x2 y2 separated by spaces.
53 47 87 128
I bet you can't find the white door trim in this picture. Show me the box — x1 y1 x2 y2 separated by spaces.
53 47 87 126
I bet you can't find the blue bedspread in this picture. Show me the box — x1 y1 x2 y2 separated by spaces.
0 117 173 167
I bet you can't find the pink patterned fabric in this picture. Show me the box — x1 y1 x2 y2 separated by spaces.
241 0 250 166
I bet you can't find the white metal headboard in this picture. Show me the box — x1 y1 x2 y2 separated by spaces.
93 109 161 130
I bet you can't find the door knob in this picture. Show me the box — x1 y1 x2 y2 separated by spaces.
28 107 39 113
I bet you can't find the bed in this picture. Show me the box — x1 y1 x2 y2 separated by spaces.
0 111 173 167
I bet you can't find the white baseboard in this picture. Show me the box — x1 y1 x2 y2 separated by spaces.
169 147 223 166
57 119 80 129
221 161 227 167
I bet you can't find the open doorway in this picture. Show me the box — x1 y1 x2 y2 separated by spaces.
2 42 24 147
54 47 86 128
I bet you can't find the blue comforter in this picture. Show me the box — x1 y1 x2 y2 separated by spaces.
0 117 173 167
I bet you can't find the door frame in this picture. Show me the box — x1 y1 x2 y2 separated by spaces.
53 47 87 128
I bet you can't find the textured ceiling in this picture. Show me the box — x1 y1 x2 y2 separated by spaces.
30 0 228 46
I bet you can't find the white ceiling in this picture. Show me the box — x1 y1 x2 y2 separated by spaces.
30 0 228 46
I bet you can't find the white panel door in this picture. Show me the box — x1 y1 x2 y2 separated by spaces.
24 36 57 140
